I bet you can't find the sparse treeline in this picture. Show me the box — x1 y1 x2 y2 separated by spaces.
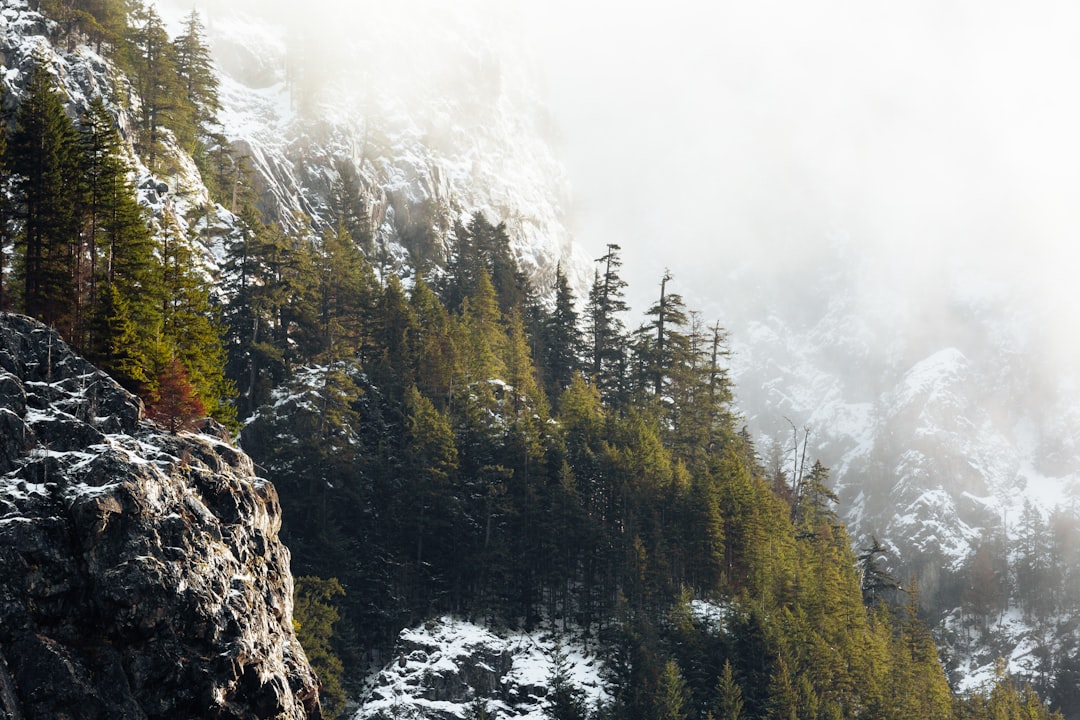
1 4 1067 719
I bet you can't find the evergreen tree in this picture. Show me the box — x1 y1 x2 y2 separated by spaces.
6 58 84 335
156 213 233 424
409 277 457 406
546 642 588 720
329 161 371 254
316 224 374 362
78 96 156 367
0 113 9 311
293 576 347 719
405 386 458 584
466 696 491 720
858 536 900 607
715 660 744 720
172 9 219 150
585 244 629 403
643 270 691 400
766 656 797 720
503 308 546 418
541 263 581 402
457 267 506 385
128 5 183 167
655 659 690 720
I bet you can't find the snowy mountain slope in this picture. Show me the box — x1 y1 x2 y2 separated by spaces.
157 0 593 295
727 245 1080 693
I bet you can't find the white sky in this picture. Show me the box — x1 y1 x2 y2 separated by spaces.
179 0 1080 345
519 0 1080 319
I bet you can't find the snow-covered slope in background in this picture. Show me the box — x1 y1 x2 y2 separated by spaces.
158 0 592 294
726 241 1080 689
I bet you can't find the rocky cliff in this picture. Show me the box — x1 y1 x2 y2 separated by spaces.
0 313 321 719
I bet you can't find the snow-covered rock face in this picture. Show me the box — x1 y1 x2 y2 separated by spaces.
0 313 321 719
157 0 592 296
356 616 609 720
729 250 1080 689
1 1 115 121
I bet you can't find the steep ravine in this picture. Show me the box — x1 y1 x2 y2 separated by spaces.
0 313 321 719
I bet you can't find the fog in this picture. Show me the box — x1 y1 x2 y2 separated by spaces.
183 0 1078 375
522 1 1080 314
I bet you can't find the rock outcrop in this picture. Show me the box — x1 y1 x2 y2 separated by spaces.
0 313 321 719
357 616 608 720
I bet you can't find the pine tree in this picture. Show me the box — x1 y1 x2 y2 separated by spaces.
409 278 457 406
541 263 581 402
586 244 629 403
78 96 156 367
172 9 219 151
0 113 9 311
156 214 233 424
466 696 491 720
457 267 506 385
715 660 744 720
655 659 690 720
766 655 797 720
858 536 900 607
503 308 546 418
405 385 458 573
6 59 85 335
546 642 588 720
316 224 374 361
643 269 691 400
128 5 183 167
293 576 347 719
329 161 371 254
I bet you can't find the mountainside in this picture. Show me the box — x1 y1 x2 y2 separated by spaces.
0 313 321 719
157 0 593 295
727 247 1080 699
0 0 1074 717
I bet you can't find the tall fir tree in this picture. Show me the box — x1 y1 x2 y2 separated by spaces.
77 95 157 368
541 263 581 403
586 244 629 403
156 212 233 424
172 8 219 152
0 111 9 311
128 4 183 167
6 58 84 336
644 270 691 400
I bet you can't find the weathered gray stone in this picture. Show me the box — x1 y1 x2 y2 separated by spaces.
0 314 322 719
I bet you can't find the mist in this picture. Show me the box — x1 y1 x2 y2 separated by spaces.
171 0 1078 383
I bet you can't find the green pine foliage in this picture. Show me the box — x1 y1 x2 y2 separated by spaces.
11 4 1067 716
0 96 11 312
293 576 348 719
239 240 1062 719
5 57 83 336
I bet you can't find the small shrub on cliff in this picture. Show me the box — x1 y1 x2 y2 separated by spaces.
147 358 206 433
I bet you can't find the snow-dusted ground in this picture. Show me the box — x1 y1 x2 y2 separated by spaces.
355 616 609 720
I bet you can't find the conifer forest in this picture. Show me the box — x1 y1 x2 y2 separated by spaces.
0 2 1073 719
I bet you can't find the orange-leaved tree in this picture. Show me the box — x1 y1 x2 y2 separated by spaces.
147 358 206 433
